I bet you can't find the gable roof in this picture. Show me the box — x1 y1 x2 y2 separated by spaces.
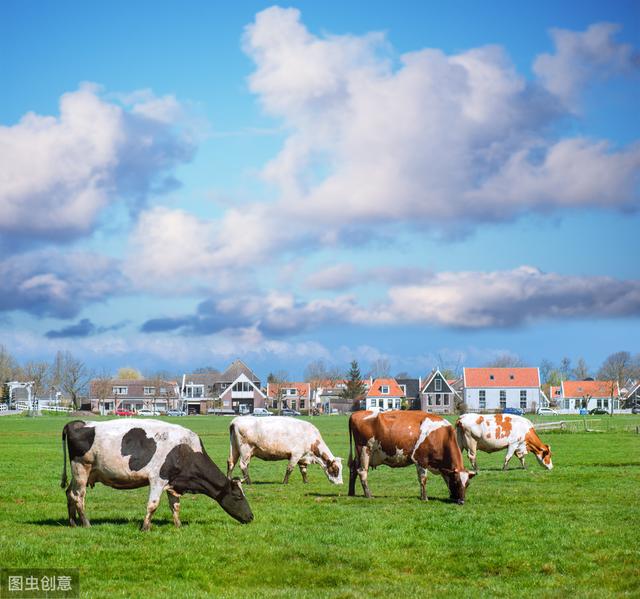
420 369 456 394
220 373 265 399
221 359 260 384
367 378 405 398
396 378 420 398
464 367 540 388
562 380 619 398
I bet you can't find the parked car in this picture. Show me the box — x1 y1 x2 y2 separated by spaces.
537 407 559 416
252 408 273 416
281 408 301 416
589 408 608 415
114 409 135 416
632 405 640 415
502 407 524 416
137 409 161 416
166 409 186 417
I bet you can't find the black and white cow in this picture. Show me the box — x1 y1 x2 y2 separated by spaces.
61 419 253 530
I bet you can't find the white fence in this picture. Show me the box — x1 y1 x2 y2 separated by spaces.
0 403 7 413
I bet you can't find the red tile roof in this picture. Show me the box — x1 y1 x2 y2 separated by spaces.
464 367 540 388
562 380 619 398
367 378 405 398
266 382 311 399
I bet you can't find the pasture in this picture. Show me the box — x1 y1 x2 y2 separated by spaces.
1 414 639 598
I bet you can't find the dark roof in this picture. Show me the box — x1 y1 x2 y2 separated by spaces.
396 378 420 399
221 359 260 384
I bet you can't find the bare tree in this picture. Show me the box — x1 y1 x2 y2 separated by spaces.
92 371 113 415
573 357 590 380
367 358 391 379
61 355 90 409
539 359 554 385
484 353 524 368
437 352 463 378
598 351 632 387
267 370 290 411
559 357 572 381
23 361 50 400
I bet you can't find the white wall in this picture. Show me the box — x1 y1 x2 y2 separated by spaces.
464 388 541 411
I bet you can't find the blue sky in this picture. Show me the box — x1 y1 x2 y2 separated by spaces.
1 1 638 379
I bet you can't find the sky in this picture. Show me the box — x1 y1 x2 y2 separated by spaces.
1 1 639 380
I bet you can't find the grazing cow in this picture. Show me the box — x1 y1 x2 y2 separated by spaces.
227 416 343 485
455 414 553 471
61 419 253 530
348 410 475 504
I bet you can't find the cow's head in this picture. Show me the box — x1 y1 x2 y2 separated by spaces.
534 444 553 470
443 468 475 504
322 457 343 485
217 477 254 524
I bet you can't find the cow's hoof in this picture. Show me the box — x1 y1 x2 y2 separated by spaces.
68 520 76 528
457 499 465 505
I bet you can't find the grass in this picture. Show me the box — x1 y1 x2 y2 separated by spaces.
1 414 639 598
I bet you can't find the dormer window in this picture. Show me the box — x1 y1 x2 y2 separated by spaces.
489 374 494 381
380 385 389 394
509 374 515 380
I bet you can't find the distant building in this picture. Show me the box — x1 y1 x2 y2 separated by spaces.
396 377 421 410
463 367 543 413
266 381 312 414
420 369 458 414
364 378 405 411
181 359 265 415
554 380 621 413
89 378 180 414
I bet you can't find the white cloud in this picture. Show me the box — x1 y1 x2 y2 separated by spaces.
305 263 358 290
534 22 638 110
0 83 195 244
241 9 640 239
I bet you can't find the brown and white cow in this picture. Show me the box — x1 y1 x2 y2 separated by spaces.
61 419 253 530
456 413 553 471
227 416 343 485
348 410 475 503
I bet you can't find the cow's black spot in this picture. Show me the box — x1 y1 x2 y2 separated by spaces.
121 428 157 471
65 420 96 460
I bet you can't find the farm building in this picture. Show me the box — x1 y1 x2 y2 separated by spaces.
419 369 459 414
553 379 621 413
462 367 544 413
89 378 180 414
181 359 265 415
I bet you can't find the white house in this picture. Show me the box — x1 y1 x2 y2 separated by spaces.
365 378 405 411
553 379 621 413
463 367 543 413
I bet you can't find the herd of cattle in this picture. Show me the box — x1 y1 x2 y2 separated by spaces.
60 410 553 530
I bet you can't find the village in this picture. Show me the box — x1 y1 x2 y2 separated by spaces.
3 355 639 418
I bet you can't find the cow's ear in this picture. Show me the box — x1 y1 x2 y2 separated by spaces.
467 470 476 479
547 444 551 451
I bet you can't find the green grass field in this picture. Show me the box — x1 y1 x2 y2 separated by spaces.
1 414 639 598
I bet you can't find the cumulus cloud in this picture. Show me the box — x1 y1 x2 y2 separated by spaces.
241 8 640 240
141 266 640 336
0 250 124 318
0 83 195 244
383 266 640 328
534 22 639 110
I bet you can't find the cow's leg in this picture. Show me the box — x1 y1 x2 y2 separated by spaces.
467 439 479 471
416 464 428 501
141 482 165 531
503 445 517 470
298 463 309 483
348 446 360 496
357 447 372 498
67 462 91 527
167 490 181 528
516 450 527 469
283 456 299 484
227 437 240 478
237 450 252 485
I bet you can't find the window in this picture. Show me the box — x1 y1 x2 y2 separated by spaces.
160 387 166 394
380 385 389 394
479 390 486 410
112 386 128 395
510 374 515 380
443 395 450 405
291 400 297 410
287 388 297 395
435 378 442 391
597 399 602 408
435 393 441 406
144 387 155 396
500 390 507 409
428 395 433 405
489 374 495 380
233 381 251 392
520 390 527 409
300 399 305 409
603 398 609 409
399 384 407 394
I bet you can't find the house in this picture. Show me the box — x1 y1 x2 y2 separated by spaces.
181 359 265 415
463 367 542 413
312 379 355 414
89 378 180 414
624 381 640 408
419 369 458 414
364 378 405 411
266 381 312 414
555 380 621 413
396 377 421 410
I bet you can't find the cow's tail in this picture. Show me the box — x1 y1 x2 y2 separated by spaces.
61 424 68 489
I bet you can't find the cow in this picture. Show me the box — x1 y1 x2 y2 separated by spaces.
61 419 253 530
455 413 553 471
348 410 475 504
227 416 343 485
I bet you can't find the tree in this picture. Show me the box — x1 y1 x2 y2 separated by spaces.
367 358 391 379
484 354 524 368
266 370 290 411
341 360 366 410
437 352 463 378
92 370 113 415
573 357 590 380
23 361 50 400
117 367 142 380
61 354 90 409
539 359 554 385
598 351 632 387
559 357 572 381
